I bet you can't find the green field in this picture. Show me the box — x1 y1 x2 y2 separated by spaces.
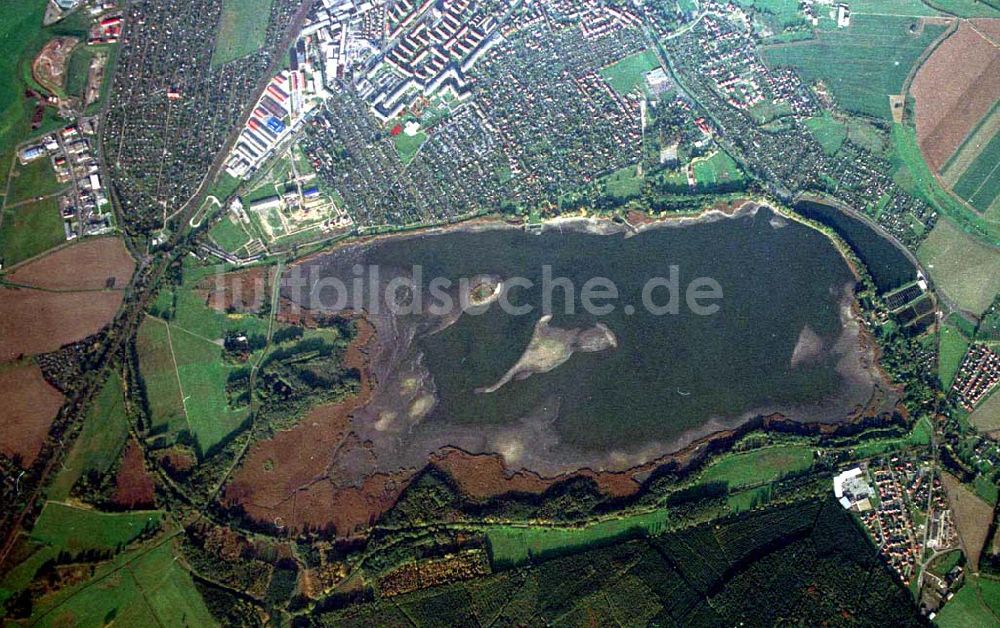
848 0 999 16
64 44 92 98
209 214 253 252
697 446 815 489
393 128 427 165
29 540 216 627
48 373 130 501
936 574 1000 627
0 0 47 174
849 415 933 458
5 155 65 205
600 48 660 96
486 510 669 567
952 129 1000 214
737 0 808 27
892 124 1000 244
761 16 945 119
929 549 963 577
138 265 263 453
212 0 275 67
31 502 161 554
168 324 249 453
136 317 189 440
971 389 1000 433
692 150 744 187
938 321 971 389
0 197 65 265
603 164 644 198
918 218 1000 316
804 113 847 155
924 0 1000 17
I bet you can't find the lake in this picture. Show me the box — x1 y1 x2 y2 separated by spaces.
794 199 916 293
288 206 895 476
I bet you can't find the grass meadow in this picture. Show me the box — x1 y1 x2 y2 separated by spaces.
761 16 945 119
212 0 275 67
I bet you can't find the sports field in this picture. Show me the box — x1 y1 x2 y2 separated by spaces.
917 218 1000 316
952 129 1000 214
209 214 254 253
761 16 946 119
393 128 427 165
0 197 65 265
600 49 659 96
211 0 275 67
692 150 744 187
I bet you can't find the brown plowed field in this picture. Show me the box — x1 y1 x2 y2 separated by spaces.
204 266 271 313
941 472 993 570
0 363 64 467
111 439 156 509
0 287 122 361
8 237 135 291
912 20 1000 172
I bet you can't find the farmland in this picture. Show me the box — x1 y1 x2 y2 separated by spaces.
953 129 1000 213
212 0 276 67
911 21 1000 173
0 287 122 361
917 218 1000 315
0 197 65 266
938 318 971 388
600 48 659 96
47 373 129 501
891 123 1000 243
942 103 1000 188
0 362 63 467
0 0 46 170
936 575 1000 627
27 540 216 627
135 317 188 442
761 16 946 119
5 156 66 206
30 502 160 554
7 236 134 290
971 389 1000 433
941 472 993 570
